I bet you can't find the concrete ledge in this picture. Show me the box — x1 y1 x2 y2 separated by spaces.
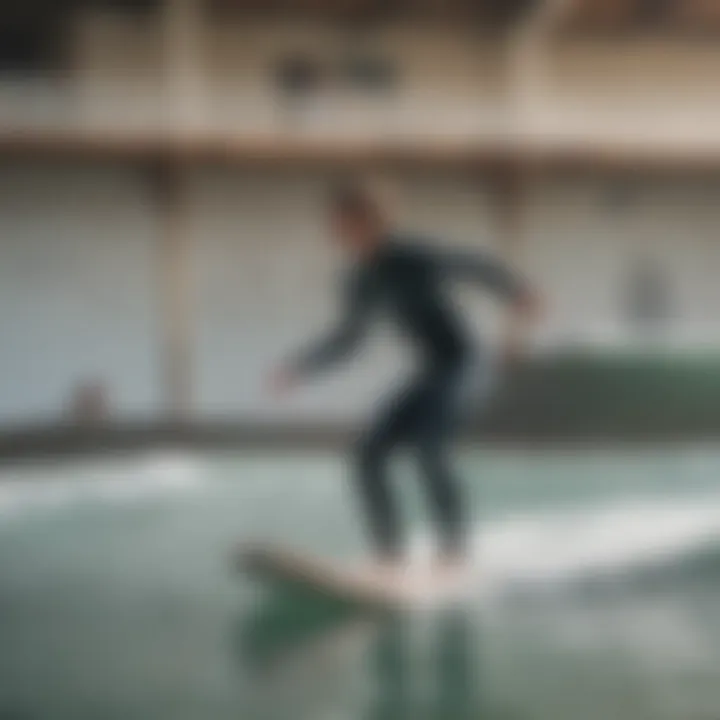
0 420 718 466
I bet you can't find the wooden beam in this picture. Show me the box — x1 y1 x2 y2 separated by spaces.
146 0 204 421
559 0 720 35
206 0 522 24
151 163 195 421
5 130 720 175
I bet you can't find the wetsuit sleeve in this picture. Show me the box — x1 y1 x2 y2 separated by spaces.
288 271 374 378
431 246 528 301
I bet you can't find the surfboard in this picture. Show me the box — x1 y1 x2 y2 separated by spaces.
237 544 470 611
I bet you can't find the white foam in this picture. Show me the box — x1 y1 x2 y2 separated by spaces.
408 495 720 596
0 452 202 522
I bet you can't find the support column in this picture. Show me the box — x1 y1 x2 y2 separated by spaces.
162 0 206 138
505 0 575 140
153 0 204 421
153 165 194 421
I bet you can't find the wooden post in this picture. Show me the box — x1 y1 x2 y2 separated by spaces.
152 164 194 422
505 0 576 139
162 0 205 138
152 0 204 421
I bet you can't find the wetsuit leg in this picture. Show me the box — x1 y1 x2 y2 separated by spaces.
355 381 425 559
412 368 467 558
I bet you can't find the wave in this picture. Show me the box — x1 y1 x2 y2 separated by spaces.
0 453 202 521
3 461 720 594
408 495 720 597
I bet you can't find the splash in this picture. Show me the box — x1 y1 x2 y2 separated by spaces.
408 495 720 598
0 453 202 522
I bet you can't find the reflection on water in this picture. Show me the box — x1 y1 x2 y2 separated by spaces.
4 449 720 719
367 612 482 720
234 574 720 720
236 590 495 720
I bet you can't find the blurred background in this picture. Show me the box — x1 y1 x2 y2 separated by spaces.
3 2 720 719
1 0 720 445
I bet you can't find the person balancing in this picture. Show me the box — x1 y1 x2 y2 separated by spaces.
269 179 540 579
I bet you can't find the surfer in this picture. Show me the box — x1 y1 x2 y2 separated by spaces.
269 179 539 578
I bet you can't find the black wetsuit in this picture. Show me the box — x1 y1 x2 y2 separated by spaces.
290 236 526 558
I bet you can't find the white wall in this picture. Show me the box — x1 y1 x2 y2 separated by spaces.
523 177 720 349
0 163 162 426
3 13 720 427
0 164 717 428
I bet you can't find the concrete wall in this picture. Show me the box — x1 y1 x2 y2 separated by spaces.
2 11 720 428
0 162 718 428
0 161 505 426
0 163 162 426
524 176 720 349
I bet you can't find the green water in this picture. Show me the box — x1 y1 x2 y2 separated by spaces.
1 447 720 720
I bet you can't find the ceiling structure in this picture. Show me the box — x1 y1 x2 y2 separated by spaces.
560 0 720 35
206 0 536 27
4 0 720 34
207 0 720 34
3 0 720 171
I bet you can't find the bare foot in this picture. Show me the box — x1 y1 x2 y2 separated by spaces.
433 553 470 583
360 556 409 585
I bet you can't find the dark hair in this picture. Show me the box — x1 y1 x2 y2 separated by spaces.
328 180 379 217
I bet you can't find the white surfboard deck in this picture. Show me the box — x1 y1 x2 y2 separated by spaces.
238 544 471 611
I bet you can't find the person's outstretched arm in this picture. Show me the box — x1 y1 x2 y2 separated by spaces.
269 271 374 393
430 245 542 364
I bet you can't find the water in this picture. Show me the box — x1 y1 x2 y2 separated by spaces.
1 447 720 719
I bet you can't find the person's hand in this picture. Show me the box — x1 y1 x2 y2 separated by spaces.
500 336 526 370
502 288 543 370
515 287 544 323
266 367 299 398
